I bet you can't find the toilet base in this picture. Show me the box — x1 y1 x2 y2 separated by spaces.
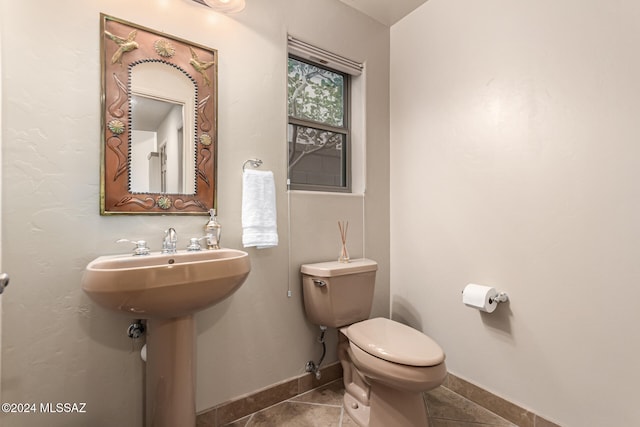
344 392 370 427
368 381 429 427
343 381 430 427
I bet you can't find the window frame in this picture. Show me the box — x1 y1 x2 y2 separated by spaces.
287 54 352 193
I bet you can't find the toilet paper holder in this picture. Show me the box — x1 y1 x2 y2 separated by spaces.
460 288 509 304
461 284 509 313
489 292 509 304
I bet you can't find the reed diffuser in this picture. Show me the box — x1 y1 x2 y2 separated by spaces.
338 220 350 263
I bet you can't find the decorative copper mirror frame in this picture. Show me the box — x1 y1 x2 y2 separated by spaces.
100 14 217 215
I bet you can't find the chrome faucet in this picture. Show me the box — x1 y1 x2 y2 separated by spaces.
162 228 177 254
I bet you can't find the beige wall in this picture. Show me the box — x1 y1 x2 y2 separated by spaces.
391 1 640 426
0 0 389 425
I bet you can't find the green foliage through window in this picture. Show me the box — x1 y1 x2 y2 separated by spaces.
287 56 349 191
288 58 345 127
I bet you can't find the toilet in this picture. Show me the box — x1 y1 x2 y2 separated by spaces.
301 259 446 427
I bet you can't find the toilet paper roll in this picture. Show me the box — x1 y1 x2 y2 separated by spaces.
462 284 498 313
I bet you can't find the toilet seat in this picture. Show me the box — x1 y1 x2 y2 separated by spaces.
346 317 445 366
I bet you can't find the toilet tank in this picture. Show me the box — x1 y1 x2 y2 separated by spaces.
301 259 378 328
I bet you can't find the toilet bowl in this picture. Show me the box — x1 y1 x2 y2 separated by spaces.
301 259 447 427
341 318 446 426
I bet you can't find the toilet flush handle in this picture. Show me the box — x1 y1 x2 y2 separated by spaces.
313 279 327 287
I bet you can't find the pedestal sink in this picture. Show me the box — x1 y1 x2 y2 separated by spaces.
81 249 250 427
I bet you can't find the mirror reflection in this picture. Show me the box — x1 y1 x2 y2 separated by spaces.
129 62 197 194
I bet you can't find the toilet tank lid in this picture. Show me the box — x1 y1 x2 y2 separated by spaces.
300 259 378 277
346 317 445 367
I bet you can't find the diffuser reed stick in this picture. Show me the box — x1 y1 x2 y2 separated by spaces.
338 220 350 263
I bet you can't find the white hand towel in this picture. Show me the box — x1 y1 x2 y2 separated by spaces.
242 169 278 249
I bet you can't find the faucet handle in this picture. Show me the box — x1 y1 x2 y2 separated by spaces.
186 236 208 251
116 238 151 256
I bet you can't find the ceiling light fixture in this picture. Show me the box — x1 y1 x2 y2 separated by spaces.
189 0 246 13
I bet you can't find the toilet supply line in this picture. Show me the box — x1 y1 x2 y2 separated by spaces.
305 325 327 380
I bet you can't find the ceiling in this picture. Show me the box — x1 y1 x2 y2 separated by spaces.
337 0 427 26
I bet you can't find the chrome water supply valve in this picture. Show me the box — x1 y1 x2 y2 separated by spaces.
127 320 146 339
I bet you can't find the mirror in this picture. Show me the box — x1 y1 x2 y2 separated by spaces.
100 14 217 214
130 62 196 194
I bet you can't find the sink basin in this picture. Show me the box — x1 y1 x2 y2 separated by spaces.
81 248 250 318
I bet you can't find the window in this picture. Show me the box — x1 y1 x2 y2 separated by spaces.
287 37 362 192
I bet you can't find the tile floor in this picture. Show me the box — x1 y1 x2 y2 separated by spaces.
224 379 516 427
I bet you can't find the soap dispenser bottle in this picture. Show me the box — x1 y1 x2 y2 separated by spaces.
205 209 221 249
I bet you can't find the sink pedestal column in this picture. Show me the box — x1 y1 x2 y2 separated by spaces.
146 315 196 427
